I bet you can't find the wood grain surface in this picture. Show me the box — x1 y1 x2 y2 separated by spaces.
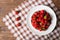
0 0 60 40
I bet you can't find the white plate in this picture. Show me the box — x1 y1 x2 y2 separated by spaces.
27 5 57 36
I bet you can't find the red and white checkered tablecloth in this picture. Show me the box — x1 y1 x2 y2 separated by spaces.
2 0 60 40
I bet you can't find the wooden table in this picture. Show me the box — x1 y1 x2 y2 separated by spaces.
0 0 60 40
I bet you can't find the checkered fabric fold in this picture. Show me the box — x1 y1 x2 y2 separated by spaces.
3 0 60 40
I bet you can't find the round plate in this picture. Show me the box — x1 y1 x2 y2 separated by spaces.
27 5 57 36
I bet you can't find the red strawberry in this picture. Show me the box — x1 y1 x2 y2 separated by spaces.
46 13 49 17
32 20 36 23
16 23 21 27
40 15 43 18
32 15 36 19
16 17 21 21
15 11 20 15
36 15 40 18
32 23 37 28
36 18 40 22
39 17 42 21
34 12 38 16
41 19 45 24
45 26 48 29
42 24 45 28
31 17 35 20
38 28 42 31
48 17 51 21
47 16 51 21
47 22 50 26
40 10 45 14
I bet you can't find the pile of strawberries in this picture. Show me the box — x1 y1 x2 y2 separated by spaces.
31 10 51 31
15 11 21 27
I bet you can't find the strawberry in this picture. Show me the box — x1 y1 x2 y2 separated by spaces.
40 10 44 13
36 18 40 22
36 15 40 18
42 24 45 28
16 17 21 21
32 23 37 28
47 22 50 26
45 26 48 29
16 23 21 27
39 22 42 25
47 15 51 21
15 11 20 15
32 20 36 23
41 19 45 24
38 28 42 31
34 12 38 16
36 26 41 31
40 15 43 18
39 17 42 21
32 17 36 20
40 10 45 15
